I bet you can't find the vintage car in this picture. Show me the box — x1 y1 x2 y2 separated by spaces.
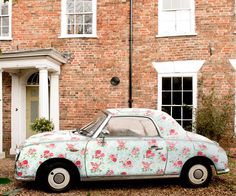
15 108 229 192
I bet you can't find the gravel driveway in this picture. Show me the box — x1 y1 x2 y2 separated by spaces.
0 158 235 196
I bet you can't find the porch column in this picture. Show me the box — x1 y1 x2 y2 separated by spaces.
39 68 49 119
0 69 5 158
10 73 21 154
50 73 60 130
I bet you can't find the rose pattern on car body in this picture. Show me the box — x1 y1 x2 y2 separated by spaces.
15 108 229 192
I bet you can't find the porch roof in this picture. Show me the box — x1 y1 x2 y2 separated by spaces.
0 48 67 73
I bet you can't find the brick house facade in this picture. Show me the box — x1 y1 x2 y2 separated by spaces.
0 0 236 157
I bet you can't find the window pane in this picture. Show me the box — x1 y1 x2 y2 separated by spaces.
75 0 83 12
67 25 74 34
2 16 9 26
159 11 175 34
173 77 182 90
2 26 9 35
84 14 92 23
67 0 74 13
173 92 182 105
163 0 172 10
172 0 181 9
68 15 75 25
162 77 171 90
2 3 8 15
183 120 192 131
162 106 171 115
76 14 83 24
183 77 192 90
84 24 92 34
181 0 191 9
183 106 192 119
172 106 181 119
176 10 191 33
162 92 171 105
183 92 192 105
76 24 83 34
84 1 92 12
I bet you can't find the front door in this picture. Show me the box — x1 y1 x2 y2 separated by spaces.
26 86 39 138
85 116 167 177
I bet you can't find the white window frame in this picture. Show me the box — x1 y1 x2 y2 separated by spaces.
0 0 12 40
153 60 205 131
60 0 97 38
157 0 196 37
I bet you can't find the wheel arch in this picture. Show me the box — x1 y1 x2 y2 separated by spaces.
36 158 80 181
181 156 216 177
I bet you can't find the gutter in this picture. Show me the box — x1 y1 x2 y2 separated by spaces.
128 0 133 108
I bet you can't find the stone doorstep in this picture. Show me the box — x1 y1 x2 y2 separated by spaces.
229 148 236 158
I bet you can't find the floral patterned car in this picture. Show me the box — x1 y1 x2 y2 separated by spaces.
15 108 229 192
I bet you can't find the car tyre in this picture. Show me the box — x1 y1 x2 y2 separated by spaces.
38 162 74 192
181 162 212 188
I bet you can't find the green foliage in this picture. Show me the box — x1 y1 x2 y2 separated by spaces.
194 91 233 142
31 118 54 133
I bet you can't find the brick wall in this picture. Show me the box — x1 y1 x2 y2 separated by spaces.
0 0 236 153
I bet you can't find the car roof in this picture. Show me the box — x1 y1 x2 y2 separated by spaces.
105 108 164 117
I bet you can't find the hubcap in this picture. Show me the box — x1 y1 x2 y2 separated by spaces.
48 168 70 190
188 164 208 185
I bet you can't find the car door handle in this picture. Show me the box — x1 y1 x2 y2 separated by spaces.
150 146 163 151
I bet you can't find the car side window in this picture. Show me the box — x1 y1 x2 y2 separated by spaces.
103 117 158 137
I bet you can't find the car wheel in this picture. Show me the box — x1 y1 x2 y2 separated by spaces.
39 162 74 192
182 162 212 188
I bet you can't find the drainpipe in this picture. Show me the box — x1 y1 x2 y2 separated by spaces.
128 0 133 108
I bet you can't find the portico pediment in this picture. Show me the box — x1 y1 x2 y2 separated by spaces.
0 48 67 73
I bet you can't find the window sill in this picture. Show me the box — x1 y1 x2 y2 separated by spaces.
156 33 197 38
0 37 12 41
59 34 98 39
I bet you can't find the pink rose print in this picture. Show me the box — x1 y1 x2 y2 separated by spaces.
80 148 88 156
211 155 219 163
18 159 29 168
46 143 56 148
145 110 155 116
94 150 105 159
109 154 117 162
117 140 126 150
160 153 166 162
182 147 190 156
58 154 65 158
197 151 206 156
17 172 22 177
161 115 166 120
123 159 133 168
148 139 157 146
199 144 207 150
121 172 127 175
142 161 152 171
131 147 140 157
90 162 101 173
146 149 155 158
156 169 164 175
42 150 54 158
106 170 114 176
75 160 82 168
71 137 80 141
39 161 43 165
27 148 37 157
66 144 78 152
169 129 178 135
167 142 177 151
173 160 183 167
97 139 107 146
224 163 228 169
160 127 164 131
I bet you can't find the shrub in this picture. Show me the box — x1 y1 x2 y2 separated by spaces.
31 118 54 133
194 91 233 142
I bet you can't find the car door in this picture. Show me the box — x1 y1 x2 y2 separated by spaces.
85 116 167 177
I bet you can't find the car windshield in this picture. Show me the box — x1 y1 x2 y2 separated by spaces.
77 112 107 137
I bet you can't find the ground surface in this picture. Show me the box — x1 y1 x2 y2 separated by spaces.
0 157 235 196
